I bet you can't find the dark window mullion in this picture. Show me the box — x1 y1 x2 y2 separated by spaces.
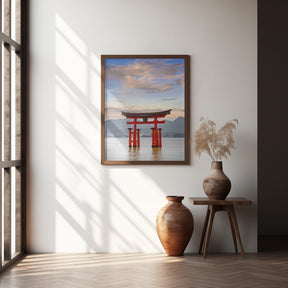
0 160 21 168
0 0 2 267
1 33 21 52
20 0 26 253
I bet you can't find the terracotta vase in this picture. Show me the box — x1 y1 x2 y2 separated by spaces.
156 196 194 256
203 161 231 200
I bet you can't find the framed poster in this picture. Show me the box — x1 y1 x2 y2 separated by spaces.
101 55 190 165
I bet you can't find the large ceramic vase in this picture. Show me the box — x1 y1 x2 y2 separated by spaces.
156 196 194 256
203 161 231 200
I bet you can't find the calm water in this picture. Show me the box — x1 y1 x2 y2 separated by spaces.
105 137 185 161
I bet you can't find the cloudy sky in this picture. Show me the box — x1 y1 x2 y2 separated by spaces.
104 58 185 120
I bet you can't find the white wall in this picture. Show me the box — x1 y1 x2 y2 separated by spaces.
28 0 257 253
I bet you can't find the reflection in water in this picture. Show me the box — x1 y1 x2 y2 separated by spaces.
152 147 162 161
106 137 184 161
128 146 162 161
128 147 140 161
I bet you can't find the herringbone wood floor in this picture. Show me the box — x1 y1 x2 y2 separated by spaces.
1 250 287 288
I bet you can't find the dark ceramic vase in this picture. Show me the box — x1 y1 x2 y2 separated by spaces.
203 161 231 200
156 196 194 256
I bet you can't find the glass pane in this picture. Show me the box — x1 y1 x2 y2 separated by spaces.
3 0 11 36
11 167 15 255
15 167 21 252
15 52 21 160
3 44 11 161
11 49 15 160
10 49 21 161
11 0 21 44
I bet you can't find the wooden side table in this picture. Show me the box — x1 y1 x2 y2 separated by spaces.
189 197 252 259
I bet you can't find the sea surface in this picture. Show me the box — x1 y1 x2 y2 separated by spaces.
105 137 185 161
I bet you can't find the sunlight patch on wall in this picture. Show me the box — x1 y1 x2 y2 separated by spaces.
54 14 104 252
55 14 87 95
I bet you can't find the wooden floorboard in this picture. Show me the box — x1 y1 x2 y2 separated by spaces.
1 251 288 288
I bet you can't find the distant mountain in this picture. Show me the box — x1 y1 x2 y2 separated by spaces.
105 117 185 137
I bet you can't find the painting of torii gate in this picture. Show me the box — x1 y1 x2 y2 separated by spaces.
122 109 171 148
101 55 189 164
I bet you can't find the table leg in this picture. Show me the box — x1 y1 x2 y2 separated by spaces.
203 205 216 259
199 207 210 254
227 206 238 254
229 205 245 259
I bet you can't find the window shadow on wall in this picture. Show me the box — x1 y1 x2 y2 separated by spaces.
54 13 161 252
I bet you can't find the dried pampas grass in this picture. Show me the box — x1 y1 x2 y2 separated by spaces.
193 117 238 161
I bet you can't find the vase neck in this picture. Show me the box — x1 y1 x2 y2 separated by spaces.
166 196 184 203
211 161 223 169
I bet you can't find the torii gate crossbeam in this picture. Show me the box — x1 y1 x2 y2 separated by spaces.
122 109 171 148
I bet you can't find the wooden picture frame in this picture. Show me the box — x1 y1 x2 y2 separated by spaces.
101 55 190 165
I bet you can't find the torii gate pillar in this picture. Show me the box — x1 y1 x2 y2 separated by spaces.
122 109 171 148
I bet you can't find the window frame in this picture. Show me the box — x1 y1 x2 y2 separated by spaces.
0 0 27 272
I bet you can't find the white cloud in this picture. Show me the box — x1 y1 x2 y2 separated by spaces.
106 59 184 95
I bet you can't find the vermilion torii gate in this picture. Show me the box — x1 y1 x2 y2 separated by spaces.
122 109 171 148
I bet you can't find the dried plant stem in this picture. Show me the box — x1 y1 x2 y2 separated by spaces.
193 118 238 161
